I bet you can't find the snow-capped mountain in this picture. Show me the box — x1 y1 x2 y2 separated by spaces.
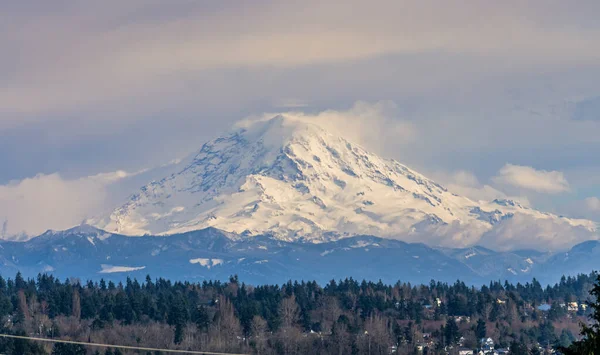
92 115 597 249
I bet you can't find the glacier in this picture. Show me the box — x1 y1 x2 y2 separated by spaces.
91 115 598 250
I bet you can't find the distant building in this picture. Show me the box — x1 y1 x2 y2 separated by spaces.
568 302 579 312
480 337 494 352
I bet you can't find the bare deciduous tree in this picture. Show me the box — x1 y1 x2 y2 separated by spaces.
279 295 299 328
72 289 81 320
364 314 392 355
251 315 268 354
320 296 341 333
215 295 242 349
18 290 29 320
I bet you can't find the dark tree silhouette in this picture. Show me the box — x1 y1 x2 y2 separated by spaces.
0 271 597 354
558 274 600 354
476 318 487 339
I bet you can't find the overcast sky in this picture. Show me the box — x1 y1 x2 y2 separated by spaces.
1 0 600 236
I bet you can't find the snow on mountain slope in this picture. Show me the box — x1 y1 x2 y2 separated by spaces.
92 115 597 249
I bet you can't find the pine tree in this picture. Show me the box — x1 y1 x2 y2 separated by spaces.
174 323 184 344
14 272 26 290
475 318 486 339
444 318 460 345
195 305 210 331
168 294 189 344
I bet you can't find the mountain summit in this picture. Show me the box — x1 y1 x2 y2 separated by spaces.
93 115 597 250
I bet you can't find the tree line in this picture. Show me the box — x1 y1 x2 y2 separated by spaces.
0 272 597 354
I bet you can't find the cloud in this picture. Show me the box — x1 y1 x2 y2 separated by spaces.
492 164 570 194
2 2 600 208
2 1 600 118
586 197 600 211
237 101 417 157
1 103 596 253
430 169 531 206
0 171 135 238
440 170 506 201
549 197 600 224
0 156 187 238
478 214 598 252
399 206 597 251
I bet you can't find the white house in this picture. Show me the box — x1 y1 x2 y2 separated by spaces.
480 337 494 352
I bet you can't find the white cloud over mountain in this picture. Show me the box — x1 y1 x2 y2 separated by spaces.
492 164 570 194
1 1 599 248
0 158 188 238
237 101 417 157
2 2 600 218
431 170 520 205
478 213 597 252
0 172 127 238
1 104 598 254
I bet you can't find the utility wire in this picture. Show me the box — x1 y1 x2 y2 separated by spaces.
0 333 249 355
